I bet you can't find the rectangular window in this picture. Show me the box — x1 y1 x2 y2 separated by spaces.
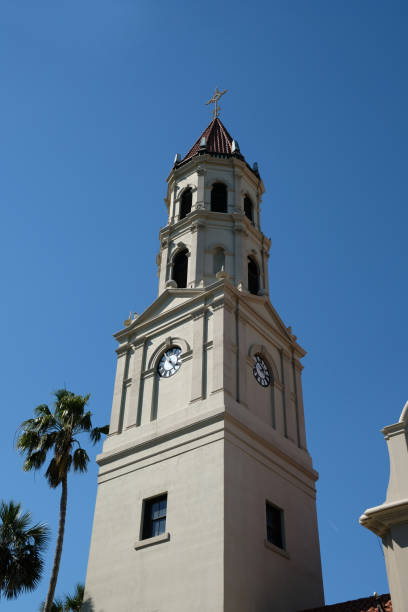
142 494 167 540
266 501 284 549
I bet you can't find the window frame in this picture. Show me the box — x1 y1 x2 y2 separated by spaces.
141 493 168 541
265 500 285 551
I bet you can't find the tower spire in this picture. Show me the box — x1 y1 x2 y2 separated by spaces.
205 86 228 119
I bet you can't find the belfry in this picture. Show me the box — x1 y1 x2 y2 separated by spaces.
84 96 324 612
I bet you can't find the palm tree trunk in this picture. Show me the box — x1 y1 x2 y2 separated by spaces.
44 474 68 612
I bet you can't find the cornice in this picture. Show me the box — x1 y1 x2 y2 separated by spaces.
113 281 225 341
360 499 408 537
98 410 226 469
222 284 306 357
167 154 264 193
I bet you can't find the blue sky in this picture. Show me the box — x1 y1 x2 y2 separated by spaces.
1 0 407 608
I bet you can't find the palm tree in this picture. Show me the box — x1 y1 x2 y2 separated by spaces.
0 500 49 600
17 390 108 612
39 598 64 611
39 583 84 611
63 582 84 611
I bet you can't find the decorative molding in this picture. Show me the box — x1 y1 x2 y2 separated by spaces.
360 499 408 537
134 532 170 550
131 335 147 350
147 337 191 370
264 539 290 560
116 343 130 357
196 165 207 176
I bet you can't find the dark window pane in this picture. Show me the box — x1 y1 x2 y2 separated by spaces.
266 502 284 549
244 196 253 222
152 504 161 520
172 249 188 288
211 183 227 213
248 257 260 295
180 188 192 220
152 521 160 537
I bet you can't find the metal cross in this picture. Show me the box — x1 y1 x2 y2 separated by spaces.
205 87 228 119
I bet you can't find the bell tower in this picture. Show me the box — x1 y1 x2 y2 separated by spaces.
84 106 324 612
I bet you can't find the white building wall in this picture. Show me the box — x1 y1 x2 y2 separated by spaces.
224 428 324 612
85 433 224 612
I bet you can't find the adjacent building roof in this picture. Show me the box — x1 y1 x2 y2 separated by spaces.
181 117 234 162
300 593 392 612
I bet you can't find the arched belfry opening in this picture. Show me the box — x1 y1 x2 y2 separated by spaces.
211 183 228 213
172 249 188 288
179 188 192 220
244 196 254 223
248 256 260 295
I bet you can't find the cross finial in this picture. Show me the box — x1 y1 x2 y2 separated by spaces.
205 87 228 119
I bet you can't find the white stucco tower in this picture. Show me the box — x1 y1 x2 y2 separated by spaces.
84 117 324 612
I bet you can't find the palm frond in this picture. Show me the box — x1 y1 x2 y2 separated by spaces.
63 582 84 611
16 430 41 454
90 424 109 444
45 454 72 488
33 404 52 418
0 500 49 600
22 449 47 471
76 410 92 433
53 389 74 404
72 447 89 473
39 598 64 611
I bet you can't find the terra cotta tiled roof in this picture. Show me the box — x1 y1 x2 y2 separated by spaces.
181 117 234 162
299 593 391 612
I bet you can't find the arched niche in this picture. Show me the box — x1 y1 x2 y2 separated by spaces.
213 247 225 274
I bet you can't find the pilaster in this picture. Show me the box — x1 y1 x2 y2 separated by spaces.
125 337 146 429
293 358 307 449
189 221 206 287
190 310 206 403
195 166 206 210
158 236 170 293
211 298 225 395
109 345 130 435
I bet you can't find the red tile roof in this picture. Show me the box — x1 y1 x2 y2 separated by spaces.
299 593 391 612
181 117 234 162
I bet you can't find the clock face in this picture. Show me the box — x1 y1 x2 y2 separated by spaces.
158 347 182 378
253 355 270 387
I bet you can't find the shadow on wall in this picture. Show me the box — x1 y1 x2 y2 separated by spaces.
393 524 408 549
81 597 95 611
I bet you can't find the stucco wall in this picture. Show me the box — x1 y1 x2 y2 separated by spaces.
85 434 224 612
224 426 324 612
